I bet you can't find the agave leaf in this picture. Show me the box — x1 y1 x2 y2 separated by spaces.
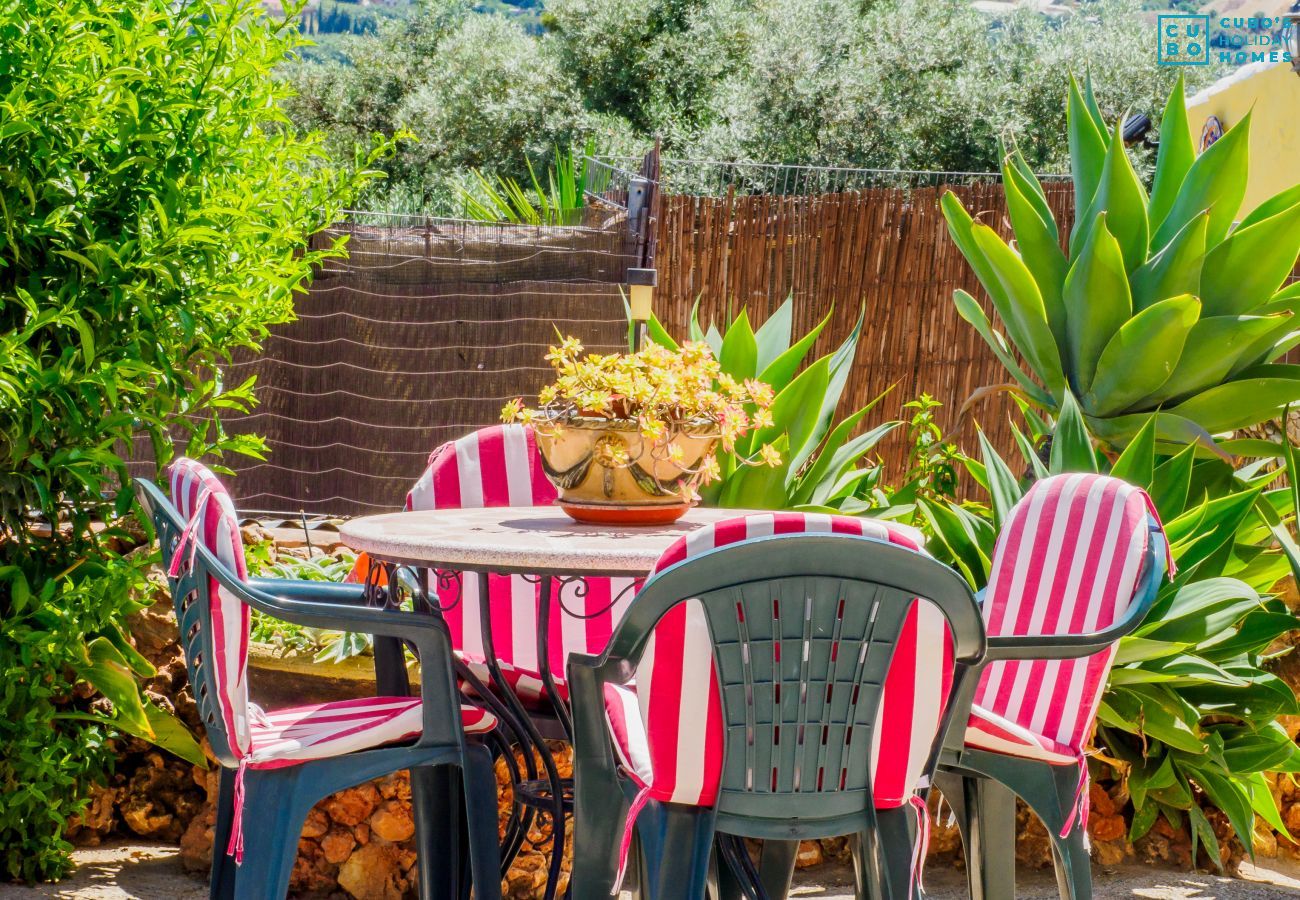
1050 391 1098 473
970 223 1066 396
1011 421 1050 479
1129 212 1208 312
1083 73 1110 139
978 430 1023 526
805 422 899 506
1144 313 1290 406
719 308 758 379
791 395 893 505
1110 415 1157 491
952 290 1053 405
1087 412 1225 459
758 306 832 392
1063 214 1132 394
1002 141 1057 239
788 312 863 474
689 296 706 343
1200 201 1300 317
704 322 723 357
1072 117 1150 274
1148 73 1195 237
1087 294 1199 416
745 357 830 465
1004 157 1068 343
1239 183 1300 231
1068 74 1109 233
1153 111 1252 250
754 297 793 373
1168 376 1300 434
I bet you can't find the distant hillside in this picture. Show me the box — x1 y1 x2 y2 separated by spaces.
265 0 544 37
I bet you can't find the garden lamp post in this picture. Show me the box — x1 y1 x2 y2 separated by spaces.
628 267 657 351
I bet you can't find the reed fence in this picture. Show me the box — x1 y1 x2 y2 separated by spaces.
651 181 1077 480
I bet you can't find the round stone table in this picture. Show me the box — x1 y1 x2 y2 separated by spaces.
338 505 767 900
339 505 763 577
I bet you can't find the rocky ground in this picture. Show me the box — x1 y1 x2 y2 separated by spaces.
5 842 1300 899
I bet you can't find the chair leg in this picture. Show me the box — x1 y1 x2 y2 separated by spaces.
230 767 315 900
462 745 504 900
411 764 461 900
569 756 630 899
961 775 1017 900
209 767 237 900
637 802 717 900
756 840 798 899
1050 822 1093 900
873 806 918 900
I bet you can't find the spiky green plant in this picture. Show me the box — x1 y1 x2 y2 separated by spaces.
459 143 607 225
942 74 1300 453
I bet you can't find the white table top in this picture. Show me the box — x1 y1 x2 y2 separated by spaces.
339 506 770 577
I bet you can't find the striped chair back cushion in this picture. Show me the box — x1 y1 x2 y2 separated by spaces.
635 512 954 809
408 425 638 697
168 458 252 758
974 473 1158 755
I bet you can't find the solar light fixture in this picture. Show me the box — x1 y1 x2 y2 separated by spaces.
627 267 657 350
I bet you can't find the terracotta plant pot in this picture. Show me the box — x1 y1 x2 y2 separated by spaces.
535 416 720 525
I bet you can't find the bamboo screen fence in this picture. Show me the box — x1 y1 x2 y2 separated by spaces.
652 181 1076 480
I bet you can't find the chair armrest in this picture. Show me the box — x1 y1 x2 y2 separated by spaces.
246 577 367 605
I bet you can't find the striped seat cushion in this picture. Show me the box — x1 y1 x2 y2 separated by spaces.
967 474 1162 763
963 473 1167 839
244 697 497 770
169 458 254 758
398 425 639 702
606 512 953 811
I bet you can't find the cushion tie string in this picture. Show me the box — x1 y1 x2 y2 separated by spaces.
167 486 215 578
909 793 931 894
1059 752 1091 846
611 785 652 896
227 758 249 865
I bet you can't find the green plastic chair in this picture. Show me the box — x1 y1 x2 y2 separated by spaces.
136 477 503 900
567 531 986 900
933 474 1171 900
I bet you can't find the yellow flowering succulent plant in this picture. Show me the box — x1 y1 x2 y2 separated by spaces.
502 336 781 484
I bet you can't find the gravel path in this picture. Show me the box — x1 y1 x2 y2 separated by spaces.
4 842 1300 899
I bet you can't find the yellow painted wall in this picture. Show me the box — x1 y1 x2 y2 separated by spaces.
1185 61 1300 215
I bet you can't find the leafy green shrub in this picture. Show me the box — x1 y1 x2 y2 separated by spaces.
942 74 1300 451
459 144 608 225
921 400 1300 865
645 299 901 511
0 0 382 880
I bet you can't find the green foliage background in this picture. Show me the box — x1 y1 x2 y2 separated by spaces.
0 0 382 880
283 0 1224 213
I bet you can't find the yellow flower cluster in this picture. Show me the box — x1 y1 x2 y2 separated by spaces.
501 337 783 482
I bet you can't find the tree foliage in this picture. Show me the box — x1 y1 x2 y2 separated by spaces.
0 0 382 880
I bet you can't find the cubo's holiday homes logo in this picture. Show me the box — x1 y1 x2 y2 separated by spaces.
1159 14 1210 65
1159 14 1295 66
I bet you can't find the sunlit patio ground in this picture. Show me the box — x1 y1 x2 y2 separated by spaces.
4 843 1300 899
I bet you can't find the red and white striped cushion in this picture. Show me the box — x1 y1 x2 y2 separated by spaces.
169 458 253 758
604 512 955 810
406 425 639 702
244 697 497 770
965 474 1160 762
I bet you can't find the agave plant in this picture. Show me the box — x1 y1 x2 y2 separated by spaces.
643 298 901 512
943 74 1300 452
919 397 1300 866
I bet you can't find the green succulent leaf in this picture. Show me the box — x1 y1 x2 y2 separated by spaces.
977 430 1024 526
969 223 1066 396
1152 111 1251 250
1199 201 1300 317
753 297 794 373
1063 214 1132 394
1085 294 1198 416
758 306 832 392
1071 117 1149 274
1067 73 1108 234
951 289 1053 405
1003 155 1068 342
718 308 758 380
1002 140 1058 239
1129 211 1208 313
1110 415 1156 490
1167 376 1300 435
1148 73 1195 237
1050 391 1098 473
1140 313 1289 408
1239 183 1300 231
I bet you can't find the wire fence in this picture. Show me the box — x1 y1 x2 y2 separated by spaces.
596 155 1071 196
